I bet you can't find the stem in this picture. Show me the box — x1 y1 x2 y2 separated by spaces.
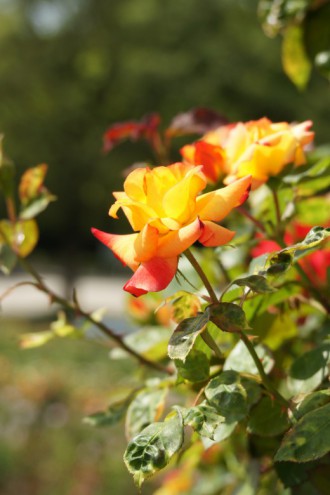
184 249 218 304
239 330 292 412
201 329 223 361
217 258 231 285
271 188 282 234
19 258 173 375
237 206 266 233
5 196 17 223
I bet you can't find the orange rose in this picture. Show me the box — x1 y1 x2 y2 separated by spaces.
92 163 251 296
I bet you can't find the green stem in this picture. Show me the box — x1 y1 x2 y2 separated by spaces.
271 188 282 234
5 196 17 223
19 258 173 375
239 330 293 412
201 329 223 361
184 249 218 304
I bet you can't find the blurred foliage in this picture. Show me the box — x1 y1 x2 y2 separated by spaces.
0 0 329 265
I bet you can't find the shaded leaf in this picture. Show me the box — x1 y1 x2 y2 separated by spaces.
248 396 290 437
205 370 248 422
275 403 330 462
288 344 330 395
296 389 330 420
224 340 274 375
182 401 225 440
0 243 17 274
84 399 129 428
275 460 317 488
20 192 57 220
124 410 184 487
209 303 250 333
175 349 210 383
168 311 210 361
165 107 227 138
126 388 168 440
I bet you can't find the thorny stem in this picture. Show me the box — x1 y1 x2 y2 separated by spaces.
238 330 294 414
184 249 218 304
237 206 266 234
18 257 173 375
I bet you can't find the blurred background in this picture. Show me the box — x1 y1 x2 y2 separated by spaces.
0 0 329 493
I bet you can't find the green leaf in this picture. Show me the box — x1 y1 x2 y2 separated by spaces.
248 396 290 437
266 251 293 275
20 330 55 349
209 303 250 333
19 192 57 220
126 387 168 440
168 311 210 361
84 399 129 428
182 401 225 440
175 349 210 383
0 219 39 257
124 327 172 361
275 460 317 488
282 25 312 89
296 389 330 420
124 410 184 487
213 420 237 443
224 340 274 375
275 403 330 462
262 313 297 351
0 243 17 274
166 290 201 323
232 274 276 294
205 370 248 422
288 343 330 395
244 283 301 320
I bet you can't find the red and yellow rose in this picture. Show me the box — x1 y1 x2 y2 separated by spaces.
92 163 251 296
181 118 314 188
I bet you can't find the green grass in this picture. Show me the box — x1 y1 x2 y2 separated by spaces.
0 317 156 495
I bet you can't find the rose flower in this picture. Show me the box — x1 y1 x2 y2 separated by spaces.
181 118 314 188
92 163 251 296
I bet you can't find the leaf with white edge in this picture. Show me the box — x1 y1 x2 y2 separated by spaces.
275 403 330 462
182 401 225 440
232 275 275 294
224 340 274 375
168 311 210 361
213 420 237 443
296 389 330 420
248 396 290 437
209 303 250 333
84 399 129 428
126 388 168 440
20 192 57 220
125 327 172 361
205 370 248 422
124 410 184 488
292 226 330 261
266 251 293 276
175 349 210 383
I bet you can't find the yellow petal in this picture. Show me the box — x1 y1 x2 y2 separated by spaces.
196 175 251 222
199 221 235 247
157 218 202 258
124 168 147 201
134 224 159 262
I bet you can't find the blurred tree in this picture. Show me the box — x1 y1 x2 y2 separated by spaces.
0 0 328 272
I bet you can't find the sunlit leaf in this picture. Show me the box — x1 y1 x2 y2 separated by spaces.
168 311 210 361
124 327 172 361
224 340 274 375
282 25 311 89
20 330 54 349
166 291 201 323
232 274 275 294
205 370 248 422
0 219 39 257
296 389 330 420
182 401 225 440
275 403 330 462
19 164 48 204
124 410 184 488
248 396 290 436
126 387 168 440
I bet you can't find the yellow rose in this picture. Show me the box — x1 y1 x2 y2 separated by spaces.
92 163 251 296
186 118 314 188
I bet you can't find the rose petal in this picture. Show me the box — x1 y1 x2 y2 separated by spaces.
124 256 178 296
157 218 202 258
199 221 235 247
91 228 139 271
196 175 251 222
